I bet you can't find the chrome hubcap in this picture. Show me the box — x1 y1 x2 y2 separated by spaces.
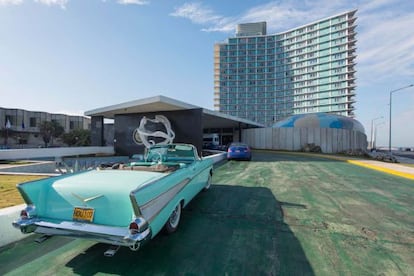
169 204 181 228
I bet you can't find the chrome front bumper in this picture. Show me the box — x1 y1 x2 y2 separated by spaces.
12 218 151 250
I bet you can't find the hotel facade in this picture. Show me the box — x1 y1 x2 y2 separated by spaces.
1 107 90 148
214 10 357 126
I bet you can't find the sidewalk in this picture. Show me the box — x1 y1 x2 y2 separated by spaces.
347 159 414 180
273 150 414 181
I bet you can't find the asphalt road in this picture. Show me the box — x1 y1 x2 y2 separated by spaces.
1 151 413 275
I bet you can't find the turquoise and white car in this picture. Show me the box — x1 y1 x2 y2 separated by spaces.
12 144 213 256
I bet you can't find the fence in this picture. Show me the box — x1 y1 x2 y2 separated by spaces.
242 127 367 153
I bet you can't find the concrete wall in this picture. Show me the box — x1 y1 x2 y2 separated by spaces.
0 146 115 160
0 205 29 247
242 127 367 153
114 109 203 157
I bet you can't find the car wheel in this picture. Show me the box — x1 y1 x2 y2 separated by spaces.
164 202 182 234
203 173 212 191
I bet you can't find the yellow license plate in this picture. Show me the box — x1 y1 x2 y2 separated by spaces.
73 207 94 222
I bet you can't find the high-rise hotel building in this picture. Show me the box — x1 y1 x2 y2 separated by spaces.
214 10 357 126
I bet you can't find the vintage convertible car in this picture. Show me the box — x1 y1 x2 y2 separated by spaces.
12 144 213 256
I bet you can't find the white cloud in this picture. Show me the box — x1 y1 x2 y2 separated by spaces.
35 0 68 9
356 7 414 83
0 0 23 5
170 2 224 25
117 0 148 5
171 1 355 33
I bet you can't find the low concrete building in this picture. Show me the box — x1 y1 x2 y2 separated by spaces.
243 113 367 153
0 107 90 148
85 95 263 156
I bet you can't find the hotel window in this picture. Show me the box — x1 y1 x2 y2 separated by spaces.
309 31 317 37
29 117 37 127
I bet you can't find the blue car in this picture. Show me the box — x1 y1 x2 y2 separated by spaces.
227 142 252 161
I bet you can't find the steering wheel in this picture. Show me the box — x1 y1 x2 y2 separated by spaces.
150 152 164 164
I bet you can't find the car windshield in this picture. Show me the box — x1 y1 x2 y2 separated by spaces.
230 143 248 148
146 144 196 162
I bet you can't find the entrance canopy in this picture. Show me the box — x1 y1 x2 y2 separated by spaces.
85 95 264 129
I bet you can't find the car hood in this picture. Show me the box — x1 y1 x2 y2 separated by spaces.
28 169 166 227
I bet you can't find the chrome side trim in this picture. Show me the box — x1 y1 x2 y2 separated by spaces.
129 193 142 217
133 164 212 222
139 178 190 223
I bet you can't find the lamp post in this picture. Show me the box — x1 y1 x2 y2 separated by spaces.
373 121 385 149
388 84 414 153
370 116 383 149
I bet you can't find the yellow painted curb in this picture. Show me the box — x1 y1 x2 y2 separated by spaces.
347 160 414 180
255 149 414 180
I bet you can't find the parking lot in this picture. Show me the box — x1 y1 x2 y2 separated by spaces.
1 151 413 275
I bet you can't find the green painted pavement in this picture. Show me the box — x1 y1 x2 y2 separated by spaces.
1 151 413 275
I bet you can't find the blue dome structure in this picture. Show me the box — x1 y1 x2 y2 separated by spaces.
273 113 365 134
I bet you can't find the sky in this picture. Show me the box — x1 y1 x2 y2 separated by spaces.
1 0 413 147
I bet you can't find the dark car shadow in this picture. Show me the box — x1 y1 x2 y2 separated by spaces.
0 235 74 275
65 184 314 275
